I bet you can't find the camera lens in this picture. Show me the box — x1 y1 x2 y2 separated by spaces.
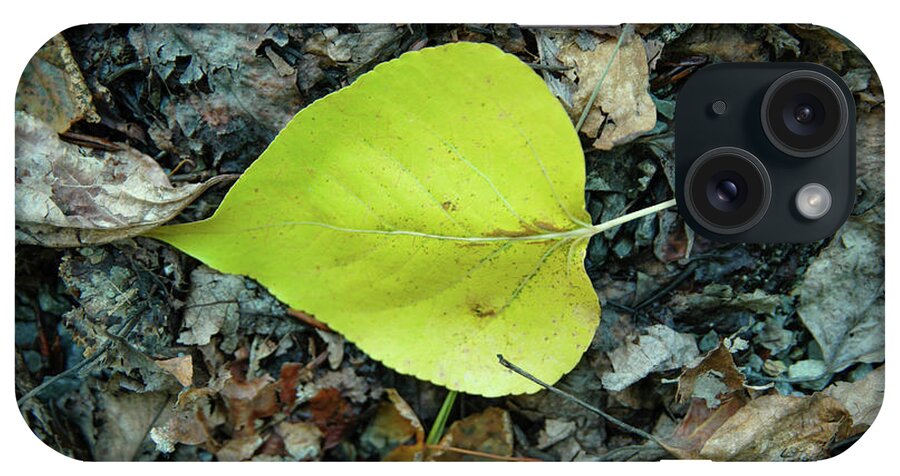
761 70 849 158
794 104 815 124
716 180 739 202
684 147 772 235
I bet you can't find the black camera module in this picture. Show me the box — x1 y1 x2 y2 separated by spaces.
683 147 772 235
761 70 850 158
675 63 856 243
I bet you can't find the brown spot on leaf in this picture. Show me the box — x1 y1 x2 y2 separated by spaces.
470 303 496 318
532 220 568 232
486 228 532 238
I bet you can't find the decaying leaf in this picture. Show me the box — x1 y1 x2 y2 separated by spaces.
299 366 379 405
219 373 278 437
551 29 656 149
431 407 514 461
15 112 232 247
315 329 345 370
601 324 699 391
663 396 748 460
92 391 170 461
699 393 851 461
536 418 576 450
823 365 884 435
16 34 99 133
855 108 885 212
150 387 223 453
794 214 885 372
178 266 244 346
304 24 403 67
676 344 745 407
148 42 601 397
177 265 288 354
663 344 749 459
360 389 425 461
216 435 264 461
308 387 356 450
276 421 323 461
128 24 302 132
155 355 194 387
670 284 781 316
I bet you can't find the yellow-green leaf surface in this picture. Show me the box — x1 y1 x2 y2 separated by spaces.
147 42 600 397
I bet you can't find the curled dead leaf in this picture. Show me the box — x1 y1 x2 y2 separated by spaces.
699 393 851 461
360 388 425 461
823 365 885 435
431 407 514 461
15 112 234 247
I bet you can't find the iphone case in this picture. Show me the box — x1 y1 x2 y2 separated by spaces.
14 23 884 461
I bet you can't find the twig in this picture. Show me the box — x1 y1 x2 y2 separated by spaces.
746 369 831 384
497 354 666 449
426 444 540 462
527 63 573 72
574 24 634 133
630 259 702 312
17 305 146 408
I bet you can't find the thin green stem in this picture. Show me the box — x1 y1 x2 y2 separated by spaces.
574 24 634 133
426 390 458 445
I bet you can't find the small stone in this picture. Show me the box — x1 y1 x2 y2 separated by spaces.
698 331 719 353
763 359 787 377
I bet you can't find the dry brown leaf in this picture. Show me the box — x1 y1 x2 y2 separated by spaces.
93 391 170 461
431 407 514 461
276 421 323 461
150 387 223 453
155 355 194 387
676 344 745 406
216 435 264 461
663 344 749 459
309 387 356 450
823 365 885 434
663 395 748 460
555 30 656 149
277 362 310 408
316 329 345 370
16 34 99 133
14 112 233 247
360 388 425 461
699 393 851 461
220 373 278 437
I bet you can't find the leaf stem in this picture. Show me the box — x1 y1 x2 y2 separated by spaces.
591 198 676 236
574 24 634 133
426 389 458 445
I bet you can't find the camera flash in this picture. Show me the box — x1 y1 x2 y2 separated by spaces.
795 183 832 220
